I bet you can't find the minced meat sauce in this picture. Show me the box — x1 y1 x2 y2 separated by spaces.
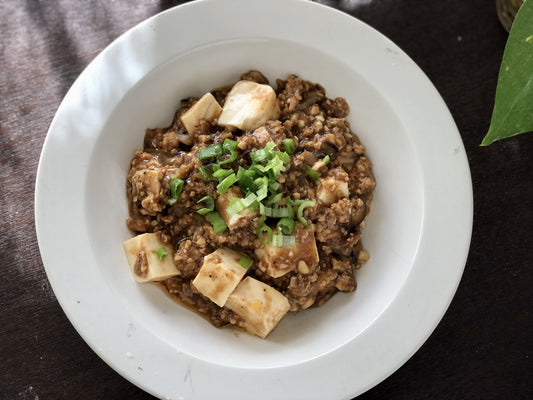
125 71 375 331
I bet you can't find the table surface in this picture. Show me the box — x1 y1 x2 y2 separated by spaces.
1 0 532 399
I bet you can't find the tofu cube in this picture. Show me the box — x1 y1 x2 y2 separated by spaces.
123 233 179 283
316 167 350 206
216 186 258 230
192 248 249 307
255 225 320 278
180 92 222 134
218 80 280 131
225 277 290 339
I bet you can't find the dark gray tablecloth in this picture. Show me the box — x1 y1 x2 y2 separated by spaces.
1 0 531 399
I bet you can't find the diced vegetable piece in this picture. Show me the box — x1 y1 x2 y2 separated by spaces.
205 211 227 233
283 138 296 155
316 167 350 206
217 187 258 230
180 92 222 134
255 225 319 278
225 277 290 339
217 81 280 131
122 233 179 283
192 248 248 307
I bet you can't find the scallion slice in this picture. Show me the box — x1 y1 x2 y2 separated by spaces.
199 164 217 180
205 211 227 233
297 200 315 226
197 195 215 215
238 255 253 269
198 143 222 161
226 197 245 217
277 217 295 235
305 167 321 180
257 223 273 245
217 173 237 194
218 150 238 165
272 234 296 247
283 138 296 155
167 177 184 205
212 168 233 181
323 155 330 166
155 247 168 260
222 138 238 153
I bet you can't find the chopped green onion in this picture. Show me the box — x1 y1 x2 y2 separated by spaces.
238 255 253 269
197 195 214 215
212 168 233 181
297 200 315 226
198 143 222 161
264 192 283 206
167 177 184 205
226 197 245 217
218 150 238 165
217 173 237 194
269 181 280 192
241 192 258 208
305 167 321 180
272 234 296 247
155 247 168 260
277 217 295 235
197 195 214 209
199 164 217 180
283 138 296 155
250 148 270 163
205 211 227 233
285 196 306 206
272 150 290 165
257 223 273 244
323 155 330 165
222 138 238 152
260 204 293 218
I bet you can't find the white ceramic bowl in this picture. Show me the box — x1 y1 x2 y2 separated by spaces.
35 0 473 399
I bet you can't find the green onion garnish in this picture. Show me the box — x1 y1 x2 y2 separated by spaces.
218 150 238 165
272 234 296 247
323 155 330 166
155 247 168 260
305 167 321 180
297 200 315 226
260 204 293 218
283 138 296 155
277 217 295 235
226 197 245 217
197 195 214 215
256 218 273 244
199 164 217 180
198 143 223 161
167 177 184 205
205 211 227 233
217 173 237 194
238 255 253 269
212 168 233 180
222 138 238 152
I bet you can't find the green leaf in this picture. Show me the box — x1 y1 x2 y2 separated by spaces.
482 0 533 145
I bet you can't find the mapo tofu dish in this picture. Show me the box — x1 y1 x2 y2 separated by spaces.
123 71 376 338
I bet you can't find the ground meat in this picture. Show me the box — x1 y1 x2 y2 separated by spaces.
125 71 375 328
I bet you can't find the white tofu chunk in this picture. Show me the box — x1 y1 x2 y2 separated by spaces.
316 167 350 206
192 248 249 307
218 80 280 131
216 186 258 230
255 225 319 278
123 233 179 283
180 92 222 134
225 277 290 339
